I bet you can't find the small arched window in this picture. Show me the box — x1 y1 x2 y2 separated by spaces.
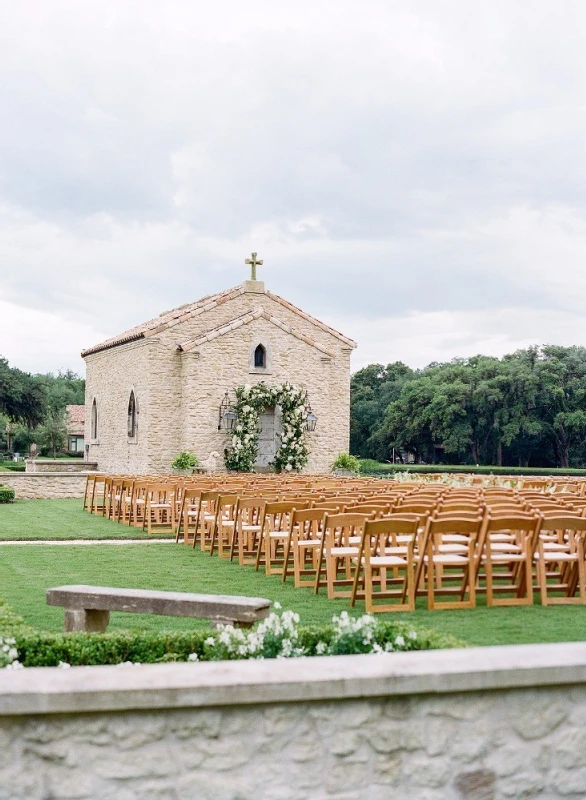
127 391 137 438
254 344 267 369
91 399 98 440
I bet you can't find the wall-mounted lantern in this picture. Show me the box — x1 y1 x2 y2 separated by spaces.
218 392 237 431
304 398 318 432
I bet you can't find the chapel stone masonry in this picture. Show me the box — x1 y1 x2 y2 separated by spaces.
82 264 356 474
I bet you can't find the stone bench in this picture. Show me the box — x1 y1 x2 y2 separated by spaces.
46 585 271 632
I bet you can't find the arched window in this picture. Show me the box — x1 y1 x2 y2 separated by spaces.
91 399 98 440
254 344 267 369
127 391 137 438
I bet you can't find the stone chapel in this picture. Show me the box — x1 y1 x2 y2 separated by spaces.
82 258 356 474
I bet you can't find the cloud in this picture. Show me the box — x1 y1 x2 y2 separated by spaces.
346 306 586 370
0 299 107 375
1 0 586 373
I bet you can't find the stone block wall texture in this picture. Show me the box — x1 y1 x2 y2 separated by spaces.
0 473 87 499
2 684 586 799
25 461 98 474
84 284 353 475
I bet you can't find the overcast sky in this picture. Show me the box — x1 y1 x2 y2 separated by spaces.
2 0 586 376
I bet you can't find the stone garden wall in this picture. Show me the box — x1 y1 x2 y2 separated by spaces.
2 642 586 799
25 460 97 474
0 473 88 499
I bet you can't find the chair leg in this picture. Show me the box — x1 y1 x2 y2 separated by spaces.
538 551 549 606
427 558 435 610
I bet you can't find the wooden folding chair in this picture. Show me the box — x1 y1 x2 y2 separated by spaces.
175 488 203 544
88 474 107 515
255 501 308 575
117 478 135 524
83 474 97 512
314 512 371 599
475 513 539 606
534 515 586 605
231 497 266 565
193 491 219 551
129 480 149 527
282 507 336 587
351 515 419 612
422 514 483 610
143 483 176 535
209 494 239 558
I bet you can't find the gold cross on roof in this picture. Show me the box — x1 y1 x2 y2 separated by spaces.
245 252 263 281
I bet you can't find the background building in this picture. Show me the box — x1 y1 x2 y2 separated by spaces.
82 273 356 474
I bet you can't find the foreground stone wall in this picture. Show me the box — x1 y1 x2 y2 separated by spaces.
2 643 586 799
0 473 87 499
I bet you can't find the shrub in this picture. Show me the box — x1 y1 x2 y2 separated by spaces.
0 597 32 637
359 462 586 477
0 598 464 667
331 453 361 473
0 486 15 503
171 451 199 471
0 462 26 472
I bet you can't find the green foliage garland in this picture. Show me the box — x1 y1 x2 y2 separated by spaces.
224 382 310 472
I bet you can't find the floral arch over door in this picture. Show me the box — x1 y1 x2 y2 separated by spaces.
224 382 310 472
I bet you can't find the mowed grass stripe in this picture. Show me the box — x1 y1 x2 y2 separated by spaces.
0 499 173 540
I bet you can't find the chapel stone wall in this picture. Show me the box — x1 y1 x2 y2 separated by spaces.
179 315 350 473
84 340 160 474
84 283 353 474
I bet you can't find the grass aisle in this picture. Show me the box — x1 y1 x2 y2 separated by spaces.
0 499 173 540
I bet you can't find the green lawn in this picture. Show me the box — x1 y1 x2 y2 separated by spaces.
0 499 173 540
2 500 586 645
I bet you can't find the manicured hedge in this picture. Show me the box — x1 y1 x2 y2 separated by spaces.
11 623 463 667
0 486 15 503
0 597 464 666
359 461 586 478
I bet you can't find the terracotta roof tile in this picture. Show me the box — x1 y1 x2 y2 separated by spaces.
66 405 85 436
81 281 356 357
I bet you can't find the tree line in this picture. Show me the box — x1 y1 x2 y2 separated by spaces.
0 356 85 455
351 345 586 469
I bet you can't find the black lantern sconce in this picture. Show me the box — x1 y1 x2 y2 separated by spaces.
304 396 318 432
218 392 237 431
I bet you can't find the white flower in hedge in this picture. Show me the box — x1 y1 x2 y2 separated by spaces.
187 653 199 662
394 635 405 647
0 637 20 669
409 630 418 640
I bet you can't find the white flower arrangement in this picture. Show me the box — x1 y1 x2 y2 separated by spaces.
189 606 422 662
224 382 310 472
0 637 22 669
